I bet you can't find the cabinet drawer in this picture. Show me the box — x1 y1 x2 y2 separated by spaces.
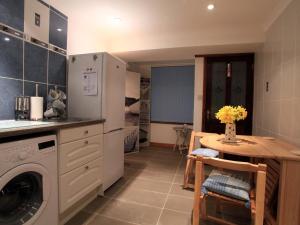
59 157 102 213
59 135 103 174
59 124 102 144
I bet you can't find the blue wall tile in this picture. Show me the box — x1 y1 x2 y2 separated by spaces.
24 42 48 83
49 9 68 49
0 0 24 31
50 6 67 20
24 82 48 111
48 51 66 86
0 78 23 120
0 33 23 79
0 3 68 120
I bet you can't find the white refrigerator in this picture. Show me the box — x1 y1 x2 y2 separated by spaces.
68 52 126 190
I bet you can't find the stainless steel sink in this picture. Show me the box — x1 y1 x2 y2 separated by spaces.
0 120 55 129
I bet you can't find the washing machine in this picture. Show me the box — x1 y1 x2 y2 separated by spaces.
0 134 58 225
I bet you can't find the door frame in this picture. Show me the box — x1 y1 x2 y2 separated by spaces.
200 53 254 134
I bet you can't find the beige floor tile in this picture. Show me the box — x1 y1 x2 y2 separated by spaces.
169 183 194 198
157 210 216 225
176 161 187 174
88 215 138 225
65 211 95 225
125 159 178 173
104 178 129 197
124 167 141 179
83 197 111 214
133 169 175 183
138 150 182 159
125 178 172 193
164 195 194 213
157 209 191 225
100 199 161 225
125 159 147 170
173 174 184 184
113 187 167 208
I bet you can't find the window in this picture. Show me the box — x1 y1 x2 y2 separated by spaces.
151 65 195 124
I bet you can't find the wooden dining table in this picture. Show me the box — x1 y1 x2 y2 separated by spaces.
199 134 300 225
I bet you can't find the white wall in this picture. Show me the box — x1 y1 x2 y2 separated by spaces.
193 57 204 132
253 0 300 146
150 123 193 145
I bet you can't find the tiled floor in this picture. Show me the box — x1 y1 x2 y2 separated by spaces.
66 147 250 225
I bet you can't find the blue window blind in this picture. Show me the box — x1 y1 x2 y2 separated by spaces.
151 66 195 124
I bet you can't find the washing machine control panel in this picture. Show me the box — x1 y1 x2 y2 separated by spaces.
4 144 35 163
3 139 56 163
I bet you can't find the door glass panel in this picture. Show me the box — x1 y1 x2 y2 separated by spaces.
0 172 43 225
210 62 227 117
230 61 247 106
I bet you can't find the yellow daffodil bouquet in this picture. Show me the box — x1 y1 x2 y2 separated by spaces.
215 106 247 142
215 106 247 124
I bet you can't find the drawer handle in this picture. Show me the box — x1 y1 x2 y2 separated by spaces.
85 166 89 170
84 140 89 145
84 130 89 135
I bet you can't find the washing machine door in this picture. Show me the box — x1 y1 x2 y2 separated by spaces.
0 164 50 225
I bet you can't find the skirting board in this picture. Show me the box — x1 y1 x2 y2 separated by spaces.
150 142 174 149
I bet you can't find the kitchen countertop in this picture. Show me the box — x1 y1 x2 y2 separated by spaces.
0 118 105 139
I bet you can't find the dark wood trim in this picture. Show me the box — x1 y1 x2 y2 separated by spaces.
150 142 174 149
201 57 208 131
151 121 193 125
202 53 254 135
195 53 255 58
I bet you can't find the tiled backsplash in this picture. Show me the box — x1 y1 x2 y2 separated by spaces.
0 0 68 120
253 0 300 146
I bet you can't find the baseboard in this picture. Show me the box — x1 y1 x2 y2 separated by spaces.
150 142 174 149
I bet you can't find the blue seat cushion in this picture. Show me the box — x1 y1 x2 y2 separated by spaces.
191 148 219 158
202 170 251 202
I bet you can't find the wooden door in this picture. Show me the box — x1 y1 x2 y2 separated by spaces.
202 54 254 135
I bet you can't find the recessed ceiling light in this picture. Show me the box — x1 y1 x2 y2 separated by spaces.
112 17 122 24
207 4 215 10
57 28 63 32
4 37 10 42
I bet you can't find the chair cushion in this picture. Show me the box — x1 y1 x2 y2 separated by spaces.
191 148 219 158
202 170 251 202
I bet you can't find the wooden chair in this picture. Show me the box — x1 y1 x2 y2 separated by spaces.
192 156 267 225
183 131 219 189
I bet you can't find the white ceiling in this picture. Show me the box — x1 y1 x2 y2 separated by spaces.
50 0 291 62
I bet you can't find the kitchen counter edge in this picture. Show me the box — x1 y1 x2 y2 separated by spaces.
0 119 105 139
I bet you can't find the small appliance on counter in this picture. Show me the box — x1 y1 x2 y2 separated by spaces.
30 84 44 121
15 96 30 120
15 84 44 121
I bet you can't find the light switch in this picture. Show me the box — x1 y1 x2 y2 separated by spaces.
266 82 269 92
35 13 41 27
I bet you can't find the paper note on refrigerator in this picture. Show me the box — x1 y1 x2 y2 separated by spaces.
82 71 98 96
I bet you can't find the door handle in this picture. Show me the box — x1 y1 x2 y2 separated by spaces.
206 110 210 120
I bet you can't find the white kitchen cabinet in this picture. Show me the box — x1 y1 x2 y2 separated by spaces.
59 134 103 174
59 124 102 144
58 123 103 216
59 157 102 213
